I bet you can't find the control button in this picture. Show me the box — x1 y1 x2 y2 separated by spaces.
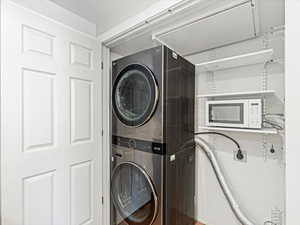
152 142 163 153
170 154 176 162
128 139 136 149
153 146 161 151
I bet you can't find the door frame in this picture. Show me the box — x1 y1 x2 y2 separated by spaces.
100 43 111 225
286 1 300 224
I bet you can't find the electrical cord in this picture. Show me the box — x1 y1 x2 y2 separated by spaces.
194 134 278 225
195 131 244 160
263 113 285 131
263 120 284 130
263 113 284 116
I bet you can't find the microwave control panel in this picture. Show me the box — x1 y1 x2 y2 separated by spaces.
248 99 262 129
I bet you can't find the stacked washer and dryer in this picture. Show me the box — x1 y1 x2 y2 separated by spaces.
111 46 195 225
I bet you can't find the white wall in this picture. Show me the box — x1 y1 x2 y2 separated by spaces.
285 1 300 225
187 33 285 225
8 0 96 36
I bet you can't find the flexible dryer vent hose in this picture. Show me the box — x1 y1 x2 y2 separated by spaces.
195 137 256 225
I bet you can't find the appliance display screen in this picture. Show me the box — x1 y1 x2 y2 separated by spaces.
209 103 244 124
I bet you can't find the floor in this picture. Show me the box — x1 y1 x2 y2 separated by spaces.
117 218 205 225
195 222 205 225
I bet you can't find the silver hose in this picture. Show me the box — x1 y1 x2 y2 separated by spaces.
195 136 256 225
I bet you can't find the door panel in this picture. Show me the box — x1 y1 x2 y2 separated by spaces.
70 42 93 68
70 78 93 144
23 68 55 151
23 171 55 225
22 24 55 56
1 2 101 225
70 161 93 225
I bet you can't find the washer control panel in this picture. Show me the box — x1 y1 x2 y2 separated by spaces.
112 135 166 155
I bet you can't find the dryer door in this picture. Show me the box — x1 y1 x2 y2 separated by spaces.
111 162 158 225
112 64 159 127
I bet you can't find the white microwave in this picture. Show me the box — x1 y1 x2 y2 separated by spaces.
206 99 262 129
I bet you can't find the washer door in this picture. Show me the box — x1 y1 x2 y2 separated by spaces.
111 162 158 225
112 64 159 127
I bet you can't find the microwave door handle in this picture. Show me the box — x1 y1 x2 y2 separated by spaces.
209 109 214 121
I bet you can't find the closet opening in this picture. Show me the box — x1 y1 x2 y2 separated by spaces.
101 0 285 225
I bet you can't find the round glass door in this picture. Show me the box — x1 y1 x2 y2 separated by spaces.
112 64 159 127
111 162 158 225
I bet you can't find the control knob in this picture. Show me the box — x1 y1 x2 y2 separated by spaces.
128 139 136 149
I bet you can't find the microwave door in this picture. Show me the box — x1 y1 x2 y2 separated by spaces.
208 103 248 128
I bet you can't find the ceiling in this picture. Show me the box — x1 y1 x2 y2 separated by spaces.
49 0 161 35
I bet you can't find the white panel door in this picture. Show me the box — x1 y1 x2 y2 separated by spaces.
1 1 102 225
